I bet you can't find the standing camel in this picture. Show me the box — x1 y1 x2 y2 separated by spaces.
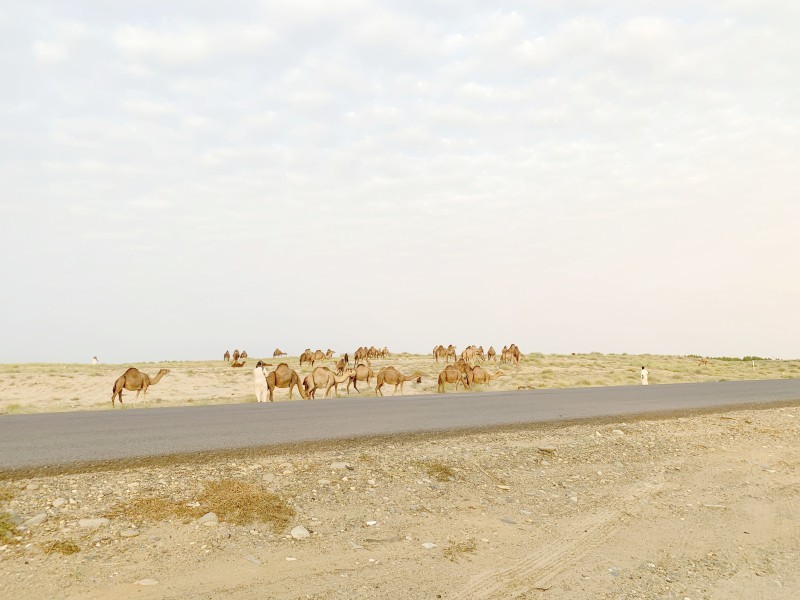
224 350 230 362
266 363 307 401
303 367 355 399
347 364 376 393
111 368 170 407
437 365 468 393
487 347 496 362
273 348 287 358
375 367 422 396
232 349 241 362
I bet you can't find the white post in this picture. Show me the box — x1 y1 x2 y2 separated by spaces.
752 360 755 371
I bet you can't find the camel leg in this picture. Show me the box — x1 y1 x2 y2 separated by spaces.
376 382 383 396
393 384 399 395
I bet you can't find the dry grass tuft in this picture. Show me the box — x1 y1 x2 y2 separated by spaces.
41 540 80 555
0 485 14 503
107 497 203 523
415 460 457 482
1 512 19 545
443 539 477 562
199 479 295 529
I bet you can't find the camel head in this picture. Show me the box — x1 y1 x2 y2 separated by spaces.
494 370 506 377
158 369 171 376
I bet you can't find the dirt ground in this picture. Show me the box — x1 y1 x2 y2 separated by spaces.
2 403 799 599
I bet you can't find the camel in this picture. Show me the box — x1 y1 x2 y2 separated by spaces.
476 346 486 361
241 350 248 359
445 345 457 363
433 345 445 362
325 349 335 359
299 349 314 367
335 357 346 375
380 347 389 359
303 367 355 399
487 346 496 362
698 358 709 366
224 350 230 362
500 344 522 365
453 359 475 386
347 363 376 393
273 348 287 358
111 368 170 407
461 345 479 364
312 349 326 366
353 347 370 367
375 367 422 396
470 366 505 384
231 359 246 368
232 349 241 362
437 365 468 393
266 363 307 401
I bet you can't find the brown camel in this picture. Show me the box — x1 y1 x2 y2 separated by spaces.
347 363 376 393
487 346 496 362
335 357 346 375
241 350 248 359
224 350 230 362
299 349 314 367
353 347 370 366
461 345 479 363
375 367 422 396
437 365 468 393
273 348 287 358
445 345 457 363
325 349 335 359
303 367 355 399
470 366 505 384
111 368 170 407
311 349 326 366
697 358 709 366
266 363 307 401
433 345 445 362
231 359 246 368
232 349 241 362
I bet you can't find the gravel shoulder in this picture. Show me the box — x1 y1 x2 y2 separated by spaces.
2 404 799 599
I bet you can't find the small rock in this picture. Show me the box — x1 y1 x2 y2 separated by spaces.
52 498 66 508
290 526 310 540
78 518 110 529
317 479 331 485
262 473 276 483
421 542 437 549
500 518 517 525
197 512 218 524
120 529 140 538
612 429 625 435
243 554 261 565
23 513 48 527
366 520 378 526
26 483 40 491
497 485 510 490
537 445 557 454
330 462 352 470
285 556 298 561
135 579 159 586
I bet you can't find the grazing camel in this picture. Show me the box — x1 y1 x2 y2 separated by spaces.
437 365 468 393
266 363 307 401
303 367 355 399
487 346 496 362
470 366 505 384
231 359 246 368
273 348 287 358
347 363 376 393
111 368 170 407
232 349 241 362
375 367 422 396
224 350 230 362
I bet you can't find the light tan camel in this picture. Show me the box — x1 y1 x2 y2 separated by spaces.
111 368 170 407
347 364 376 393
273 348 287 358
335 357 346 375
354 347 370 367
231 359 246 368
461 345 479 363
445 345 457 363
470 366 505 384
437 365 468 393
266 363 307 401
325 349 335 359
487 346 496 362
375 367 422 396
476 346 486 361
224 350 230 362
433 345 445 362
312 350 326 366
303 367 355 399
453 359 475 386
379 347 389 359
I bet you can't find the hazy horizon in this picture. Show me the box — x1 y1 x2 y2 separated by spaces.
2 1 798 364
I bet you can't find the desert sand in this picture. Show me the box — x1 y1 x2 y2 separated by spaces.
1 354 799 599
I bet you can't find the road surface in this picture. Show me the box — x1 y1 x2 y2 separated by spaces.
1 379 799 471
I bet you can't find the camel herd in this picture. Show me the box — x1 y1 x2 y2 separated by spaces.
109 344 521 408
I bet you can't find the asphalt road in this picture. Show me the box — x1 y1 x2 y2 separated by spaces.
1 379 799 471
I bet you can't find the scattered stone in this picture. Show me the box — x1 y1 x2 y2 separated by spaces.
244 554 261 565
497 485 510 490
421 542 437 549
23 513 48 528
612 429 625 435
78 518 110 529
538 445 557 454
317 479 331 485
290 526 311 540
349 542 364 549
197 512 218 525
120 529 140 538
330 462 352 470
26 483 40 491
52 498 66 508
500 518 517 525
262 473 276 483
285 556 298 561
366 520 378 526
135 579 159 586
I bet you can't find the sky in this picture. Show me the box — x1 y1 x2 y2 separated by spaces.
1 1 798 363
